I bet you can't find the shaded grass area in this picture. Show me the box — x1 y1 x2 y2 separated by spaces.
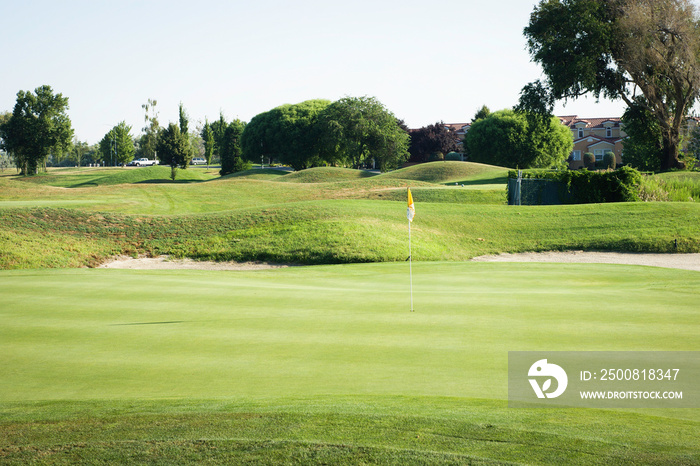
2 201 699 268
0 263 698 464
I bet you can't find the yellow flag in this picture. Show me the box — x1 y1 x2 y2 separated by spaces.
407 188 415 222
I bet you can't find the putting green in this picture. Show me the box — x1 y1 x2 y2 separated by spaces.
1 262 697 403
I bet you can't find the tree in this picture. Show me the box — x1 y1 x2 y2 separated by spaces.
210 112 228 163
408 122 459 163
71 139 89 167
520 0 700 170
316 96 410 171
0 85 73 175
241 99 330 171
621 100 663 171
99 121 135 166
472 105 491 123
201 120 215 167
464 109 573 169
140 98 159 160
220 119 246 176
157 123 191 180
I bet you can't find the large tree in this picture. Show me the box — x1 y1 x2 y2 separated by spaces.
521 0 700 170
99 121 135 166
408 122 459 163
464 109 573 169
241 99 331 171
0 85 73 175
316 96 410 171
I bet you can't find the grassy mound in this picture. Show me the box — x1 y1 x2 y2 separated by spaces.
279 166 377 183
94 166 215 185
378 161 508 185
1 263 697 464
222 168 291 181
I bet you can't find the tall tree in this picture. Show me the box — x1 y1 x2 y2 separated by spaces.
316 96 410 171
220 119 246 176
408 122 459 163
621 99 664 171
201 119 215 167
99 121 135 166
71 139 89 167
520 0 700 170
464 109 573 169
140 98 160 160
0 85 73 175
157 123 191 180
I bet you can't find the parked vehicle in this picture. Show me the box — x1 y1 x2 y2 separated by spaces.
190 158 207 165
134 158 159 166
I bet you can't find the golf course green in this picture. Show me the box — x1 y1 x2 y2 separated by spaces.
1 163 699 464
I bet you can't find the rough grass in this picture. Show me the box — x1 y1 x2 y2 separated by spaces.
640 171 700 202
0 263 698 464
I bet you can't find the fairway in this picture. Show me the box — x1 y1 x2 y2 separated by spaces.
1 262 698 464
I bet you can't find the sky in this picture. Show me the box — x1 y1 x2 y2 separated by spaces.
2 0 631 145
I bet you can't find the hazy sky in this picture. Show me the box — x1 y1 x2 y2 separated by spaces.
3 0 630 144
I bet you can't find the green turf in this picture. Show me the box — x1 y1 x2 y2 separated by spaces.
0 263 698 464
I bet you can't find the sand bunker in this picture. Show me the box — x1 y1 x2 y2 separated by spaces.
471 251 700 272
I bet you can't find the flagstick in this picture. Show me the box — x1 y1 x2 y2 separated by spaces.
409 216 414 312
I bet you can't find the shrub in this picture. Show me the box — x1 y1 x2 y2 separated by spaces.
445 152 463 161
583 152 596 169
508 166 642 204
603 152 616 169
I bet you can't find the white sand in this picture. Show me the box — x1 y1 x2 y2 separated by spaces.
98 255 290 271
471 251 700 271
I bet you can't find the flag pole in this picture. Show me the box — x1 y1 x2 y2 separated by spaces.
409 214 414 312
407 187 415 312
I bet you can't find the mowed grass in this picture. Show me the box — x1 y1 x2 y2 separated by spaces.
0 262 698 464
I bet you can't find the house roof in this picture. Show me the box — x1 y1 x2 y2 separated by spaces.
573 135 623 145
444 123 471 132
559 115 622 129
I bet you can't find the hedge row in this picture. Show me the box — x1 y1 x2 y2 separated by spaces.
508 167 643 204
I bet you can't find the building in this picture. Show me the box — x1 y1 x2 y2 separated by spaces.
558 116 626 169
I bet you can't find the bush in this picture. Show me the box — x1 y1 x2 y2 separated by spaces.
603 152 616 169
583 152 596 169
508 166 642 204
445 152 463 161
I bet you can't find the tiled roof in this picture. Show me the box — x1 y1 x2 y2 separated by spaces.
559 115 622 129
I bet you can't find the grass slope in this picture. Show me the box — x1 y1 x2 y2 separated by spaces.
2 201 699 268
0 263 698 464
